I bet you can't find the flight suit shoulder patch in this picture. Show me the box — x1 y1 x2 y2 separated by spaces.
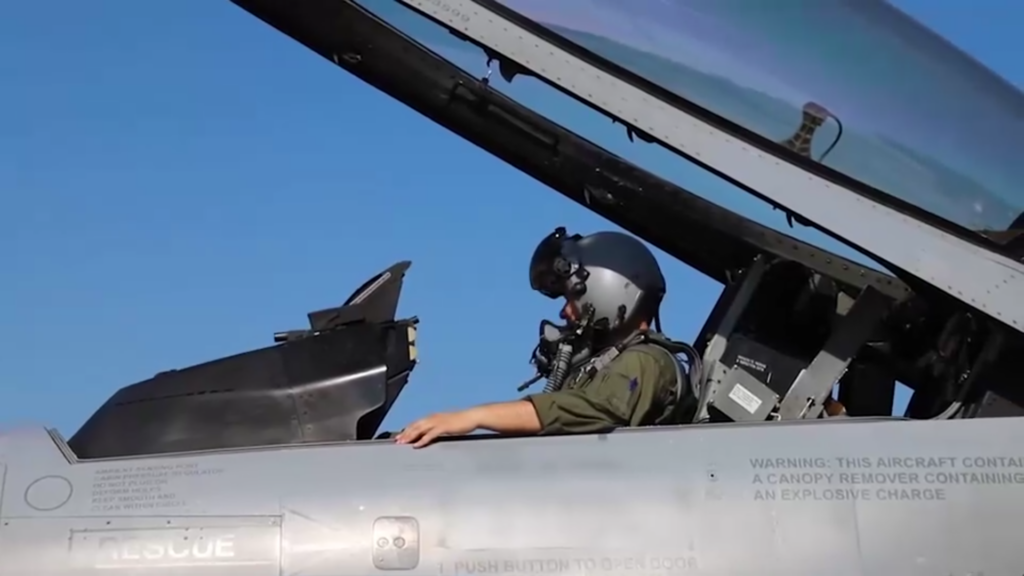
608 344 680 422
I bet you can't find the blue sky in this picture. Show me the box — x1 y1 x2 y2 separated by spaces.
0 1 1019 438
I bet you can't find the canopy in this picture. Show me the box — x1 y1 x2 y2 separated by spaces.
499 0 1024 235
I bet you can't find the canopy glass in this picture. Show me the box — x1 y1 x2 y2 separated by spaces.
498 0 1024 235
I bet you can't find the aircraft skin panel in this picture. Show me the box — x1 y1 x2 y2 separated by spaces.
393 0 1024 333
1 515 282 576
1 421 1023 575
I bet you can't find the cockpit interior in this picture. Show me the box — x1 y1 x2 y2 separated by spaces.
58 0 1024 460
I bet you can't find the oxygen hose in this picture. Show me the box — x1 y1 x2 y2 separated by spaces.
543 342 574 392
680 342 704 403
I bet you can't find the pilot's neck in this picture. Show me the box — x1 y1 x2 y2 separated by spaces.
594 321 650 352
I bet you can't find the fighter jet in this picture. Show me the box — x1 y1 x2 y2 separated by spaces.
3 1 1024 575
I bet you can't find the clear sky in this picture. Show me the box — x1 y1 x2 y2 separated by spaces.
1 1 1019 438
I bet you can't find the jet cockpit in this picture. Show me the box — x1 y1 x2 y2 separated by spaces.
49 0 1024 463
223 0 1024 433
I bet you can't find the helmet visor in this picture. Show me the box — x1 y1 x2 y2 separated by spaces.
529 228 573 298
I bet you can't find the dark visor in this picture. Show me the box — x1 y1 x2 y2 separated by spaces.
529 227 578 298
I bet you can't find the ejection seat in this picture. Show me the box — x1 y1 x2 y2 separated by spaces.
692 256 895 423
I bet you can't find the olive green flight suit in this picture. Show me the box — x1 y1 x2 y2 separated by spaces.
526 343 683 435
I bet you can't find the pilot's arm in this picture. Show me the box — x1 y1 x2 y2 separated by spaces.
395 399 544 448
527 348 673 435
395 349 673 448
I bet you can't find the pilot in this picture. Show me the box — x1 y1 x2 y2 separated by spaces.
395 227 697 448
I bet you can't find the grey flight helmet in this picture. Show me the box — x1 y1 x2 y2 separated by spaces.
529 227 666 333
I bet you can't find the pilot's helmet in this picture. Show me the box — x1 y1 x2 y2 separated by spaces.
529 227 666 332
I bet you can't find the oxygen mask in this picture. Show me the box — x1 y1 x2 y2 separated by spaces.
517 309 594 393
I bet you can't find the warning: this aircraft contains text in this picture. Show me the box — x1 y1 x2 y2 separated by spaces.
748 456 1024 502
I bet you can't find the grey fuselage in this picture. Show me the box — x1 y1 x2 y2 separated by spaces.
1 418 1021 576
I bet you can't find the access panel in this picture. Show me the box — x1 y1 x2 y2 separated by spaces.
0 515 282 576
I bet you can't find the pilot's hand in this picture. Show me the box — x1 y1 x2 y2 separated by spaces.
395 410 479 448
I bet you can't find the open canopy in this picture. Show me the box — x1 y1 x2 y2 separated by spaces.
497 0 1024 236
